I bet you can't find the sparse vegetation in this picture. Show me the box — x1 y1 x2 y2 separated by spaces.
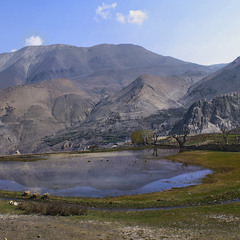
130 129 153 145
17 201 87 216
172 127 189 148
130 129 144 144
158 132 240 148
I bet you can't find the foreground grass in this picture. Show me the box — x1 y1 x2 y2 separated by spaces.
2 199 240 239
83 202 240 239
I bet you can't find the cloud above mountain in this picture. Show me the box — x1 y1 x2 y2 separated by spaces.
25 35 43 46
96 2 148 25
116 13 125 23
95 2 117 20
128 10 148 25
116 10 148 25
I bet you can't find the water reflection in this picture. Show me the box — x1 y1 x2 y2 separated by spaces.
152 148 158 157
0 149 212 197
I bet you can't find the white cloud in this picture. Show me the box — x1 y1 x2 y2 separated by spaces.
96 2 117 20
25 35 43 46
11 49 17 53
116 13 125 23
128 10 148 25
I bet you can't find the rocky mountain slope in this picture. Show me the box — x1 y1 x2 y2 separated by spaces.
85 74 196 122
182 57 240 106
0 79 94 154
172 92 240 134
37 74 200 152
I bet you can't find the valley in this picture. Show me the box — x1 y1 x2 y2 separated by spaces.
0 42 240 239
2 1 240 239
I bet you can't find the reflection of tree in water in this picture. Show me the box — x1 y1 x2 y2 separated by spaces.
182 162 189 168
152 148 158 157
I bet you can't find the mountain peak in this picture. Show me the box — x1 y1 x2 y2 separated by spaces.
0 43 218 91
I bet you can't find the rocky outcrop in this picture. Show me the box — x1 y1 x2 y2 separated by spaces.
172 92 240 134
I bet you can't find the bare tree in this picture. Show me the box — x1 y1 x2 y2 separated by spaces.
172 127 189 148
142 130 153 145
153 130 158 145
152 148 158 157
221 125 231 145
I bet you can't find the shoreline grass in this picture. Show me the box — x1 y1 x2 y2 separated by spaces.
0 150 240 210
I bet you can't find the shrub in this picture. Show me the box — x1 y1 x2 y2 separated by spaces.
131 130 144 144
17 201 88 216
131 129 153 145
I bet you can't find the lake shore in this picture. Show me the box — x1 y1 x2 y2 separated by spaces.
1 150 240 239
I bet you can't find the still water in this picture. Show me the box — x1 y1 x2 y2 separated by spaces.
0 149 212 197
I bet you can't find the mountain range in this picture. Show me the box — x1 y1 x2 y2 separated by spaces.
0 43 238 154
0 44 221 98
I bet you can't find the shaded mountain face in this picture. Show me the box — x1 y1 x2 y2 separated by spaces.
0 79 94 154
172 92 240 134
182 57 240 106
0 44 218 99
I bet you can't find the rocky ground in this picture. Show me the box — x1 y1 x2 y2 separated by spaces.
0 213 239 240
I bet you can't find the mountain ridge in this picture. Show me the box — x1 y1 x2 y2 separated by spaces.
0 43 221 96
182 56 240 106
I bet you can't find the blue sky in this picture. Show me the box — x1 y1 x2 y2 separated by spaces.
1 0 240 65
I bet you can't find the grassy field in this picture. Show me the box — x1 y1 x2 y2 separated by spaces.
1 150 240 239
160 132 240 146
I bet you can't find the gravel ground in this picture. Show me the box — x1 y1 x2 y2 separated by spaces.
0 213 239 240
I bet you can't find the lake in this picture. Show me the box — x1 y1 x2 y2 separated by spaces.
0 149 212 197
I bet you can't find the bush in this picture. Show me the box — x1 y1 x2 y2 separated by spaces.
131 130 144 144
131 129 153 145
17 201 88 216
